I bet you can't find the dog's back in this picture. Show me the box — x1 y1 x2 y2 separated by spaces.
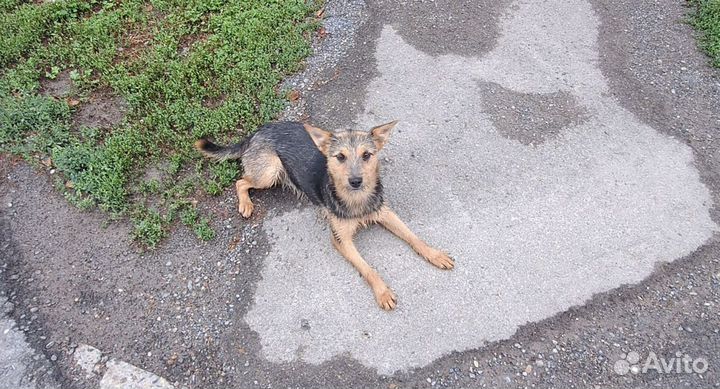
195 122 328 204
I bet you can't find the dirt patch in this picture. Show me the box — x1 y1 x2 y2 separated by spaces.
73 93 128 130
202 93 226 109
114 4 164 65
178 33 209 58
40 74 128 130
371 0 514 57
479 82 590 145
40 71 74 98
115 31 154 64
142 164 167 183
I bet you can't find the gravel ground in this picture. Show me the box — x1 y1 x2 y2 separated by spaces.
281 0 368 121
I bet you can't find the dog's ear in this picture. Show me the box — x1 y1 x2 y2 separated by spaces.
304 123 333 155
370 120 398 151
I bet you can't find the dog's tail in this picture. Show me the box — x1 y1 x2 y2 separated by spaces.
194 137 251 161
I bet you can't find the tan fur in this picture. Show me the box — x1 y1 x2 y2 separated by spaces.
370 120 397 150
194 139 209 155
304 123 332 155
327 211 397 310
235 178 255 218
234 150 285 218
321 129 384 211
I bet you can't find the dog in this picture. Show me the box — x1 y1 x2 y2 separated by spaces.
195 121 454 310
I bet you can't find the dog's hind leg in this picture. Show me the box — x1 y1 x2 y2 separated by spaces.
329 216 397 310
235 150 284 218
377 206 454 269
235 177 256 218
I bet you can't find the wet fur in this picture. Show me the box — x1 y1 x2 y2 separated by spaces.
195 121 453 310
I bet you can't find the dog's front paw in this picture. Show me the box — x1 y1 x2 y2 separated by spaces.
238 200 254 218
426 249 454 270
374 287 397 311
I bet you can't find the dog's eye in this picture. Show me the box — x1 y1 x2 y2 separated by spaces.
335 154 346 162
362 151 372 161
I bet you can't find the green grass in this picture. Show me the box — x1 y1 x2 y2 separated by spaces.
0 0 319 248
689 0 720 67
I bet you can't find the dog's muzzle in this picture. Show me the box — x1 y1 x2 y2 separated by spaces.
349 177 363 189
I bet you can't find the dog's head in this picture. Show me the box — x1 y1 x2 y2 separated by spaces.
304 121 397 200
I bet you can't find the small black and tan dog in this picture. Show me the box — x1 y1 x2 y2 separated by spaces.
195 121 453 310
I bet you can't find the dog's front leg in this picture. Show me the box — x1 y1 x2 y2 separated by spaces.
329 216 397 310
377 206 454 269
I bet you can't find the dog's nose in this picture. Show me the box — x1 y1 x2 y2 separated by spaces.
349 177 363 189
